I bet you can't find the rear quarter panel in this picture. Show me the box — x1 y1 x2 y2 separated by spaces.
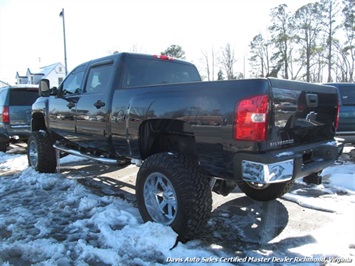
111 79 270 177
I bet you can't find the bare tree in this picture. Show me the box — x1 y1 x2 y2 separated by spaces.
335 41 353 82
219 43 237 80
249 34 270 77
319 0 342 82
200 47 217 81
200 50 210 81
342 0 355 82
247 0 353 82
268 4 294 79
291 3 323 82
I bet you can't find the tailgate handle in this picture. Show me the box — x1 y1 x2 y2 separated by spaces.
306 93 318 107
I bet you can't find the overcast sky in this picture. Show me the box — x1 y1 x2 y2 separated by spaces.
0 0 315 83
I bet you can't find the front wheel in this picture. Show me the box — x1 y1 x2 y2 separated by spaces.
136 153 212 240
237 180 295 201
27 131 57 173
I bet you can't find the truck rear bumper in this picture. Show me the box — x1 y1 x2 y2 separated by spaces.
240 159 294 183
233 140 341 184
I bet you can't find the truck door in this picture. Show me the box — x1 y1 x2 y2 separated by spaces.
74 61 114 151
48 66 85 138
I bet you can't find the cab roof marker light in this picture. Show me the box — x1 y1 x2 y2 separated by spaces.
153 55 174 61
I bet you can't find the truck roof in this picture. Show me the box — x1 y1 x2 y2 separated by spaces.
81 52 195 67
0 84 38 90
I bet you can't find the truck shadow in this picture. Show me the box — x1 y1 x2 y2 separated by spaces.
201 197 288 247
199 196 316 257
77 175 137 203
57 162 137 203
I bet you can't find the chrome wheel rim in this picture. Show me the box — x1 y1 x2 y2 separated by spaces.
143 172 177 225
28 140 38 167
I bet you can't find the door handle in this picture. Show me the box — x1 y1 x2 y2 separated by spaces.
67 102 75 109
94 100 106 109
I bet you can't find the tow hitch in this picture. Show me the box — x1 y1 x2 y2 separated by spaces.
303 173 322 185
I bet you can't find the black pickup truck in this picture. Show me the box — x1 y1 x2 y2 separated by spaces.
28 52 341 240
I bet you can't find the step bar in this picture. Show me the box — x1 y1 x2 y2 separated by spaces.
53 144 125 165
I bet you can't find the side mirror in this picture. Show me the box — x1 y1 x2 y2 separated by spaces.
39 79 58 97
39 79 50 97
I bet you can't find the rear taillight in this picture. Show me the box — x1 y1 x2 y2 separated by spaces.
335 100 340 130
235 95 268 141
2 106 9 123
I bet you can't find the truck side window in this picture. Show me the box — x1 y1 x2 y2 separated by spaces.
85 64 113 94
61 70 84 95
338 86 355 105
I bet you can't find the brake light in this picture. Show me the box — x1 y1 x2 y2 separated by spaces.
335 100 340 130
153 54 174 61
2 106 9 123
235 95 268 141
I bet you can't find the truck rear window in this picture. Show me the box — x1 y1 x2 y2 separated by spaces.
338 86 355 105
122 58 201 88
9 90 39 106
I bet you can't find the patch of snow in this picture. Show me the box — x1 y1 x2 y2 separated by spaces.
0 154 231 265
322 163 355 192
0 152 27 171
1 150 354 265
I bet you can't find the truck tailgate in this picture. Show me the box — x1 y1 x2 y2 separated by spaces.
269 79 338 149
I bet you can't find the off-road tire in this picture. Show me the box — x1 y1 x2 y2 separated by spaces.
136 152 212 241
27 131 57 173
238 180 295 201
0 142 7 152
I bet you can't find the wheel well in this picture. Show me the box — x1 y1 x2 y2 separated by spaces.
139 119 197 159
31 113 46 131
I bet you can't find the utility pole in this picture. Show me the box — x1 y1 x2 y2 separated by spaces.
59 8 68 76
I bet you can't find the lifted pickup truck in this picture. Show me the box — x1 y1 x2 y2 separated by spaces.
28 52 340 240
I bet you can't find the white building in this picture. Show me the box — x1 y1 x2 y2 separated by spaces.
15 62 65 87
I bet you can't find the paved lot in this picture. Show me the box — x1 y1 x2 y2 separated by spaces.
58 159 349 254
6 141 355 259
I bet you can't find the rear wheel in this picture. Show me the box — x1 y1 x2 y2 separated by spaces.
27 131 57 173
238 180 295 201
0 142 7 152
136 152 212 240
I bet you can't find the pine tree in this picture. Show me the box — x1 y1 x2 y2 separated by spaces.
161 45 186 59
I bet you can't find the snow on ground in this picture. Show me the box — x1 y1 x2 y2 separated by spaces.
0 147 354 265
0 154 232 266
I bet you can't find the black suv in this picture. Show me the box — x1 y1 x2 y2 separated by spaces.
0 85 39 152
